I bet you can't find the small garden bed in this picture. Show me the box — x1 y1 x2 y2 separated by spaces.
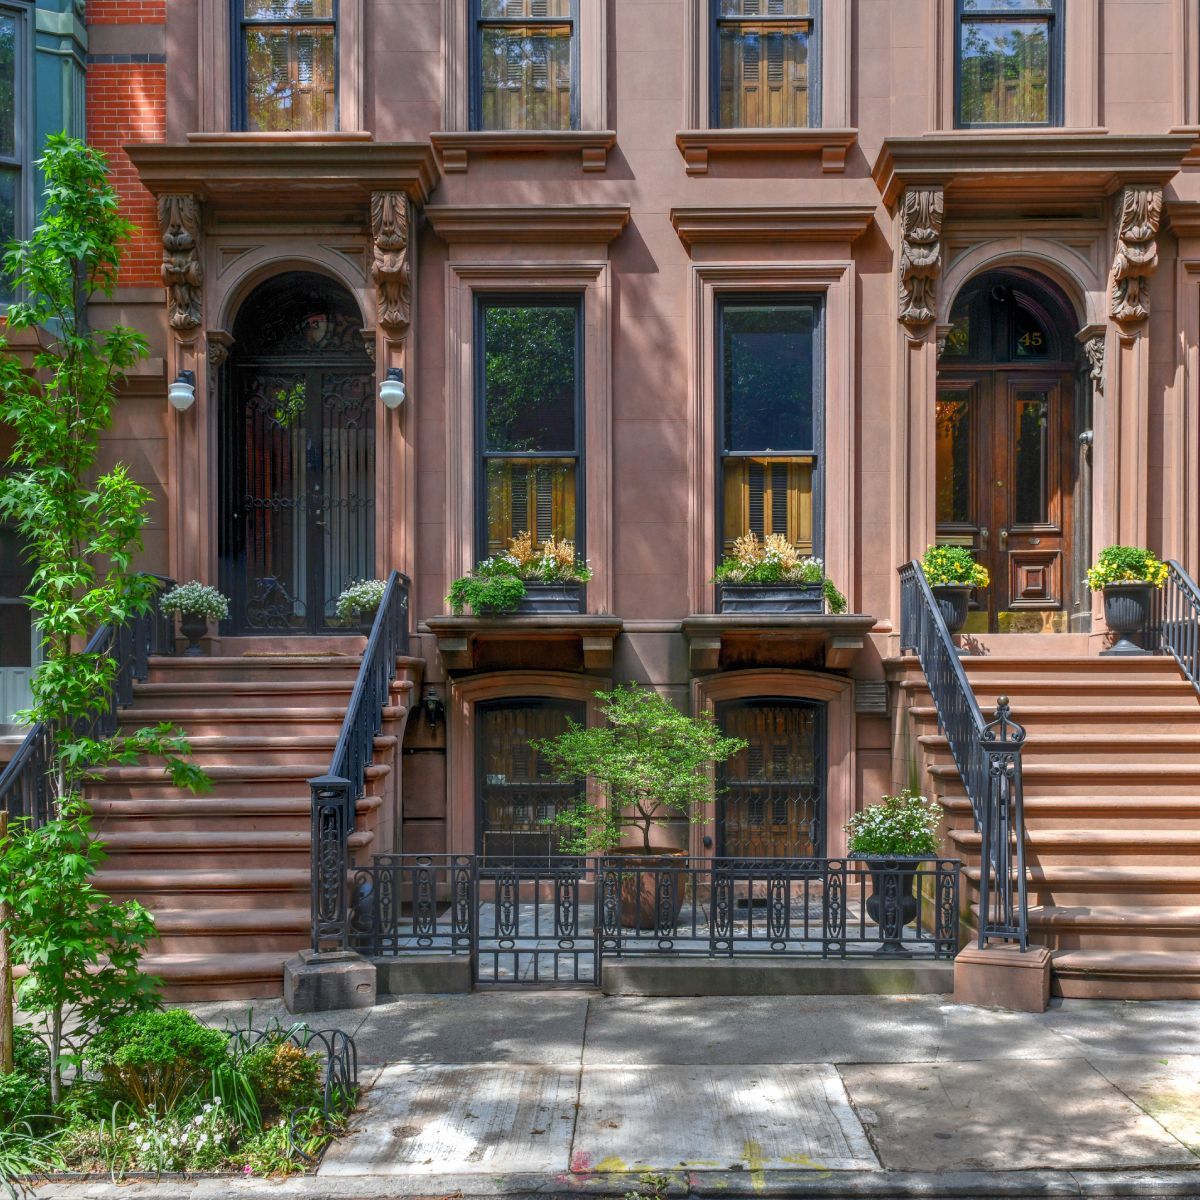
1 1010 359 1190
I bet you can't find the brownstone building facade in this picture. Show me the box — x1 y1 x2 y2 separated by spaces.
7 0 1200 998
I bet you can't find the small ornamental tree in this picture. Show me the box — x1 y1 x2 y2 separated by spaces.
534 684 747 855
0 136 209 1103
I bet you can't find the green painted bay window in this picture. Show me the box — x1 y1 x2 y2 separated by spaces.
477 298 582 559
714 0 818 129
238 0 337 133
957 0 1062 127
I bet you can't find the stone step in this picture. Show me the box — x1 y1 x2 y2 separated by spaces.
1049 949 1200 1000
908 705 1200 733
138 951 291 1001
146 907 310 956
135 733 398 768
95 867 312 911
940 794 1200 832
99 828 372 871
963 656 1186 678
903 678 1199 708
950 827 1200 866
145 655 365 685
130 677 413 712
118 705 406 737
921 732 1200 766
1020 904 1200 952
931 762 1200 796
90 794 381 834
965 864 1200 906
89 761 391 799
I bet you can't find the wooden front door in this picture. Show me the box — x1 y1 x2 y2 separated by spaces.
936 369 1075 632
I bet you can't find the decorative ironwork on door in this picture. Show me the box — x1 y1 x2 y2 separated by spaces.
219 272 376 635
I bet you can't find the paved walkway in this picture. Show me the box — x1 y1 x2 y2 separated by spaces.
33 993 1200 1197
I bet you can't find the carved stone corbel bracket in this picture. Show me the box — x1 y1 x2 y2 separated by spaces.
159 194 203 332
1110 185 1162 323
370 191 412 344
1079 330 1105 394
898 186 944 330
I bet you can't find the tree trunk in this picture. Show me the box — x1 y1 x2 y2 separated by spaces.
50 1006 62 1108
0 811 11 1075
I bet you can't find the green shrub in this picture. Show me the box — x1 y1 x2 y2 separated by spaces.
85 1009 230 1113
1086 545 1168 590
241 1040 323 1116
920 545 990 589
844 789 943 859
446 571 526 616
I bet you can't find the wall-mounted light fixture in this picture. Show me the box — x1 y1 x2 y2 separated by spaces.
379 367 406 410
167 369 196 413
421 686 445 732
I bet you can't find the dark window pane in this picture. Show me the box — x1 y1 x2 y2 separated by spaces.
244 24 335 131
0 14 15 160
717 23 810 127
722 303 816 452
1013 392 1049 524
478 699 584 863
483 303 577 452
481 0 570 15
721 456 813 554
485 458 577 554
480 23 573 130
936 394 973 524
959 19 1049 124
244 0 334 18
0 166 16 253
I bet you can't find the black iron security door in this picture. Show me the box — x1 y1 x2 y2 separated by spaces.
220 272 376 635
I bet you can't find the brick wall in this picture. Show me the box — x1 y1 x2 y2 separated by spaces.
86 62 165 286
85 1 166 23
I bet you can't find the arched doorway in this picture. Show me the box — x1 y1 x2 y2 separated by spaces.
936 269 1085 633
219 271 376 634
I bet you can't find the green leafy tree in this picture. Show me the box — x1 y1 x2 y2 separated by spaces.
0 136 210 1103
534 685 747 855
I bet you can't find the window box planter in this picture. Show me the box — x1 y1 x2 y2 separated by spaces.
718 582 824 614
1100 581 1154 657
515 581 585 615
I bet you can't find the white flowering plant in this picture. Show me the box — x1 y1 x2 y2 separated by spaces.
159 581 230 622
335 578 388 622
843 789 943 859
95 1098 239 1174
712 533 848 613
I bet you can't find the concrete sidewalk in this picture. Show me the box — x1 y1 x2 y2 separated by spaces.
32 993 1200 1198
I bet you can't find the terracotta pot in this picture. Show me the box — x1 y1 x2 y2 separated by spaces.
607 849 688 931
854 855 926 954
930 584 973 655
1101 582 1154 656
178 613 208 657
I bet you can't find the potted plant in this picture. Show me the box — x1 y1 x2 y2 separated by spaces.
712 533 848 614
534 684 747 929
159 582 230 657
447 532 592 616
1087 545 1169 656
844 789 942 953
920 545 989 648
336 578 387 627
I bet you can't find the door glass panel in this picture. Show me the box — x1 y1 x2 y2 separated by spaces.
478 699 584 865
1013 391 1049 524
718 699 824 859
935 393 973 525
959 19 1050 124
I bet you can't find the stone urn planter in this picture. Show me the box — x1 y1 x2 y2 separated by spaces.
853 855 926 954
930 584 973 652
1101 581 1154 656
718 582 824 614
515 581 585 615
606 850 688 931
178 613 209 657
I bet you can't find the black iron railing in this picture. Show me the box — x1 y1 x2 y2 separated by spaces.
1156 560 1200 695
899 560 1028 949
310 571 411 952
0 575 176 829
346 853 962 986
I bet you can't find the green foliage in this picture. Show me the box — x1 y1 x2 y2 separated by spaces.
711 534 848 612
446 532 592 615
159 581 231 621
534 684 747 855
235 1106 339 1178
446 571 527 616
335 578 387 622
920 544 990 589
0 1126 63 1199
85 1010 230 1114
844 789 943 859
0 1030 51 1128
1087 545 1169 591
241 1040 323 1117
271 380 306 429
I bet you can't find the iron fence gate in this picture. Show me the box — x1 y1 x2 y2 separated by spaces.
348 854 961 989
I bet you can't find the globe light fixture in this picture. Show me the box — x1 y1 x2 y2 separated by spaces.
167 369 197 412
379 367 406 410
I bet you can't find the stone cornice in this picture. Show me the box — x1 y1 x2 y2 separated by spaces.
425 614 623 673
872 131 1195 209
1166 199 1200 239
426 204 631 245
125 140 440 214
679 614 876 673
670 205 876 250
429 129 617 174
675 127 857 175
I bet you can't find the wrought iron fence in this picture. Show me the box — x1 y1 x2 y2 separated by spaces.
341 852 962 986
1155 560 1200 696
899 560 1028 949
0 574 176 828
310 570 411 952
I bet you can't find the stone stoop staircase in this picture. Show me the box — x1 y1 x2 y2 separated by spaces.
87 653 419 1001
900 655 1200 999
